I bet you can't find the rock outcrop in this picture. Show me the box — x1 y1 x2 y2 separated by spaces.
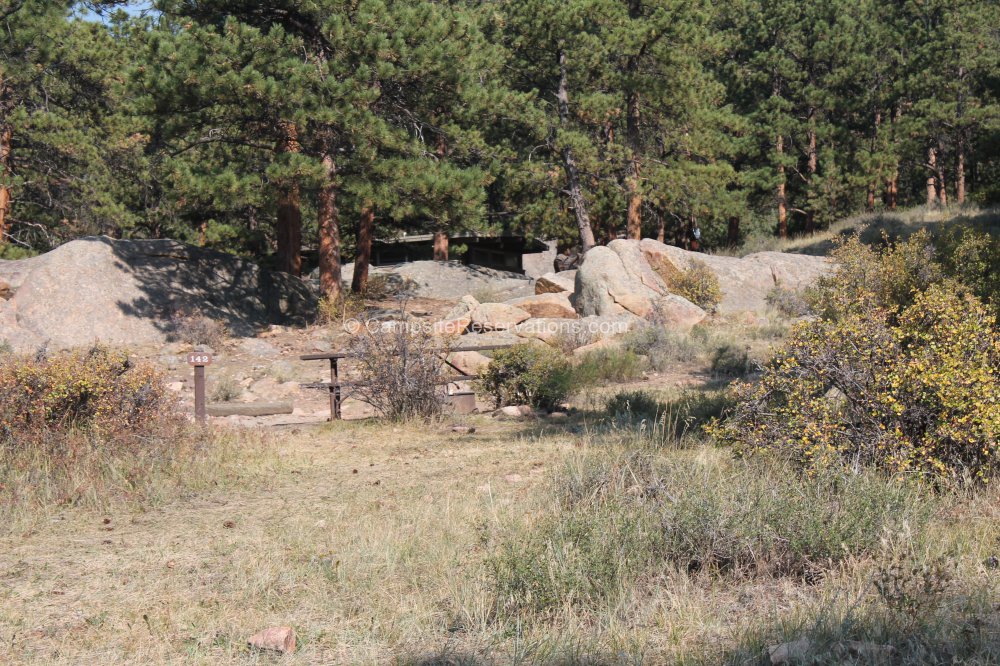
0 236 317 352
638 239 831 314
534 270 576 295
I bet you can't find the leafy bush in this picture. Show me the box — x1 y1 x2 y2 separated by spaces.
664 260 723 311
711 280 1000 482
606 390 664 421
808 232 941 321
0 346 221 510
934 223 1000 315
347 320 447 421
571 347 646 386
476 344 571 410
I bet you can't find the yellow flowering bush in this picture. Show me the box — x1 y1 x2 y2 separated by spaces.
709 235 1000 483
0 346 170 447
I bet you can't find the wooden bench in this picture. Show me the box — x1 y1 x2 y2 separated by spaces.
299 344 512 420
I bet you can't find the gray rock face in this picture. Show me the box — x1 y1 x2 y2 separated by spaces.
639 239 831 314
572 246 662 317
504 292 577 319
344 260 534 301
0 236 317 352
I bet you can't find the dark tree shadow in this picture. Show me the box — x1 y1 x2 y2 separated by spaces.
99 236 317 337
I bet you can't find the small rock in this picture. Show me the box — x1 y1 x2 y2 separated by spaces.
193 344 215 354
451 425 476 434
0 278 11 300
239 338 280 357
768 638 811 665
504 473 523 483
447 350 491 375
248 626 296 654
497 405 534 418
470 303 531 332
432 315 471 337
166 381 184 392
310 340 332 353
548 411 568 421
160 341 188 355
534 271 576 295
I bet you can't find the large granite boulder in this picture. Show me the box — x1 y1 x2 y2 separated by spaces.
572 246 662 317
0 236 317 352
638 239 831 314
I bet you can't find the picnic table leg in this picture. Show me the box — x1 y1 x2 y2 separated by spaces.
329 357 341 421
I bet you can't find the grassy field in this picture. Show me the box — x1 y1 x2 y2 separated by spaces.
722 205 1000 257
2 397 997 664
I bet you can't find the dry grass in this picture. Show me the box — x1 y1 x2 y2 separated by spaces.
1 410 996 664
719 204 1000 257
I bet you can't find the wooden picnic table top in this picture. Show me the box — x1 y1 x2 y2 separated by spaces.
299 343 514 362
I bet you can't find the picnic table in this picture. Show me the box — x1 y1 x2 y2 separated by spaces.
299 344 512 420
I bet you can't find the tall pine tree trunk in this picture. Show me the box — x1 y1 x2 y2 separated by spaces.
805 109 817 232
318 152 341 302
557 48 596 253
776 133 788 238
624 0 642 240
433 230 448 261
728 217 740 246
351 203 374 294
0 124 10 244
656 211 665 243
956 140 966 205
867 110 881 212
276 121 303 276
926 146 938 207
935 141 948 206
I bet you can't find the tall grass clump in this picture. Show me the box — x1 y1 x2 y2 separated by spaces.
571 347 646 386
486 447 935 620
0 346 246 514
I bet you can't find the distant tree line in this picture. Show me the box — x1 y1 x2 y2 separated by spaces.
1 0 999 299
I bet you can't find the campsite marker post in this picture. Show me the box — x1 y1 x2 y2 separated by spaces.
186 352 213 423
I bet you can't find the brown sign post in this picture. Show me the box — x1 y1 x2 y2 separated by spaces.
186 352 213 423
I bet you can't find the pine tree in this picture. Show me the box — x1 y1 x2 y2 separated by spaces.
0 1 133 254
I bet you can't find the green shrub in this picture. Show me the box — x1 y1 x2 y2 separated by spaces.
710 282 1000 483
571 347 646 386
0 346 221 510
476 344 571 410
606 390 664 421
668 260 723 311
709 342 755 377
935 223 1000 315
808 232 942 321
